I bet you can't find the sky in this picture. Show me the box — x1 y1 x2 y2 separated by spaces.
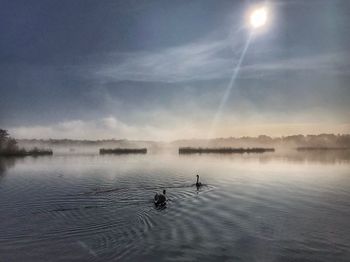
1 0 350 140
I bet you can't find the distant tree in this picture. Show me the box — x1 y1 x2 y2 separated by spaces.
0 129 10 150
6 138 18 152
0 129 19 152
257 135 273 144
0 129 9 141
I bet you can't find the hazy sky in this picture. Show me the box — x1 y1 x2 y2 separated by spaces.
1 0 350 140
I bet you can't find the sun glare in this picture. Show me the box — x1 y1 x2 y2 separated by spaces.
250 7 267 29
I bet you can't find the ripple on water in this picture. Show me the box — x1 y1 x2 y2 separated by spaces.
1 155 350 262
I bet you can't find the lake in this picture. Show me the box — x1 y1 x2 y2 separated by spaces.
0 151 349 261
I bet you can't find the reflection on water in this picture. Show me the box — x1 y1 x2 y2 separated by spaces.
0 152 349 261
0 157 15 179
178 150 350 165
257 150 350 164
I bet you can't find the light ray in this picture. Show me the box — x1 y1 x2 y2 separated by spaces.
207 33 253 139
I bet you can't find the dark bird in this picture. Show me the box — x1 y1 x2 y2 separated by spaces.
154 189 167 206
196 174 202 187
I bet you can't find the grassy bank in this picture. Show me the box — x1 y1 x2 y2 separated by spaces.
100 148 147 154
179 147 275 154
0 148 53 157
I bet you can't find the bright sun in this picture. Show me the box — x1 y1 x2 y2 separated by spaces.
250 7 268 29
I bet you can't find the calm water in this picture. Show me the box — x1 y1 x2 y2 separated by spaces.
0 152 350 261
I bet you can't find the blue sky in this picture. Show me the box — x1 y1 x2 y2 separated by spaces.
1 0 349 140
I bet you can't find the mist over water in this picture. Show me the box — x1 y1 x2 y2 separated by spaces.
0 152 349 261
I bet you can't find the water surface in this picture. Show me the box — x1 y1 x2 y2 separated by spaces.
0 152 349 261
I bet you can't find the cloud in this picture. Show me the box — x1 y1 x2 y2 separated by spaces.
92 39 234 83
240 53 350 78
10 112 350 141
11 117 148 140
10 116 201 141
87 37 350 83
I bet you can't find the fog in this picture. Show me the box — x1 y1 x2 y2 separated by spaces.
16 134 350 156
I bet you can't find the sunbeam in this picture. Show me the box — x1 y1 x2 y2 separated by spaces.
207 33 253 139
